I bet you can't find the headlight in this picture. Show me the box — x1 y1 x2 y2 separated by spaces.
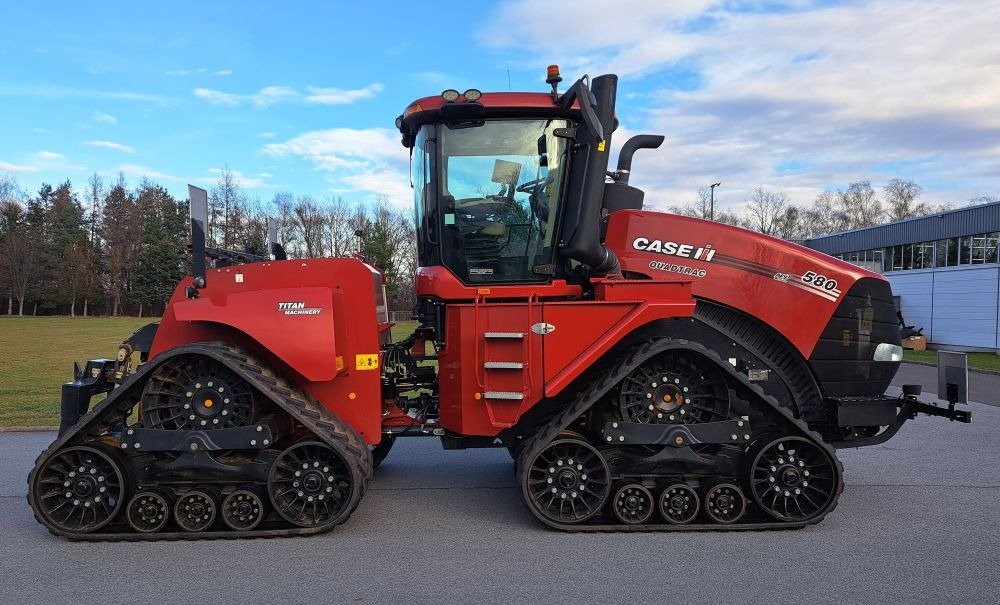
873 343 903 362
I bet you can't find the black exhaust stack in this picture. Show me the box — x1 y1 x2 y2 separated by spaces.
558 74 620 276
188 185 208 289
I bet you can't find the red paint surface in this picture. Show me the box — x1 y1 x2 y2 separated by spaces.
605 211 885 357
151 258 384 444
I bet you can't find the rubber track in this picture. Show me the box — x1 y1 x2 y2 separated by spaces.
516 338 844 532
27 342 373 542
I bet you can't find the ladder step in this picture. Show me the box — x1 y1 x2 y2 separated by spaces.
483 391 525 400
484 332 524 339
484 361 525 370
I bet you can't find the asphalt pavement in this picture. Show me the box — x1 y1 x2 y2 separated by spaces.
1 363 998 604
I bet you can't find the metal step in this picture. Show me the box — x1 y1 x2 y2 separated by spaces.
483 361 525 370
484 332 524 339
483 391 525 400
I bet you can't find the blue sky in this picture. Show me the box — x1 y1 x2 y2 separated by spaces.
1 0 997 212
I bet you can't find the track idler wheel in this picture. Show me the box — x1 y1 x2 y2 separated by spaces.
268 441 361 530
221 489 266 531
704 483 746 524
611 484 654 525
174 490 217 532
30 445 127 534
748 436 839 522
521 437 610 525
659 483 700 524
126 490 171 533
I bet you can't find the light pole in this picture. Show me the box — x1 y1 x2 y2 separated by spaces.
709 182 721 221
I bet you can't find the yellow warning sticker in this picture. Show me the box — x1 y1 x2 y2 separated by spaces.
597 140 606 152
355 354 379 370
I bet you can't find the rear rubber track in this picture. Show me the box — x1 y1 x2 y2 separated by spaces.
27 342 373 541
516 337 844 532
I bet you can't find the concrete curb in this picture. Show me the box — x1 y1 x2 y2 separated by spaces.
0 425 58 433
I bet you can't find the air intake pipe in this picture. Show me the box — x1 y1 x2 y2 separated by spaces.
558 74 621 276
615 135 665 185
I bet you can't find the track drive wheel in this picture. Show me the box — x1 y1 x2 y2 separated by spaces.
126 490 171 533
659 483 700 524
174 490 217 532
30 445 127 534
221 489 266 531
521 437 610 525
704 483 746 524
611 484 654 525
748 436 839 522
618 352 730 425
140 355 255 430
268 441 362 530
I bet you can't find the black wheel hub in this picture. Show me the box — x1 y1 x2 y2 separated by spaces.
31 446 126 534
749 436 839 522
126 491 170 533
222 489 266 531
269 442 355 529
612 484 654 525
522 438 610 525
174 491 216 532
704 484 746 524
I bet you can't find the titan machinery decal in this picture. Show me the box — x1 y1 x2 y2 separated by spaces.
631 236 842 302
276 301 322 316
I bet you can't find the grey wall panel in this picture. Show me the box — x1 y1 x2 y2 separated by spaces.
887 272 935 342
930 267 999 348
804 201 1000 255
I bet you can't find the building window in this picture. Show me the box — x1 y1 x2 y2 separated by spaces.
913 242 934 269
971 232 999 264
872 248 883 272
959 236 971 264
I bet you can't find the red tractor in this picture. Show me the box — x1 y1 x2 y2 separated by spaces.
29 68 969 539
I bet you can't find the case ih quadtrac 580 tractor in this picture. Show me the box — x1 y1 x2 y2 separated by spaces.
29 67 969 539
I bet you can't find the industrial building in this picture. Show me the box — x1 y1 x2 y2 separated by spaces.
804 201 1000 352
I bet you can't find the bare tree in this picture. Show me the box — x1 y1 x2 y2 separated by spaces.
292 196 327 258
744 186 791 236
210 166 245 249
669 187 742 226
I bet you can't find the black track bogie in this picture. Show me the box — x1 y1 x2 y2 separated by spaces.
140 355 257 431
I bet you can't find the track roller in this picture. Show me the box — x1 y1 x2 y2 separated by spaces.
748 435 839 522
221 489 266 531
659 483 700 524
174 490 217 532
703 483 746 524
126 490 171 533
30 445 127 534
611 484 654 525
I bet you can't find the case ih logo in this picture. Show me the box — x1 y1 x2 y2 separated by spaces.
276 301 321 316
632 237 717 262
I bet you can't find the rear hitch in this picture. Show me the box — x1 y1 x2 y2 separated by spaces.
901 384 971 423
59 359 116 436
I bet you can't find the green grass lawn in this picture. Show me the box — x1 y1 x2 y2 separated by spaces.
0 316 154 426
0 316 423 427
902 349 1000 372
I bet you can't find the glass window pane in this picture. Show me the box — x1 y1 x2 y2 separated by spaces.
901 244 913 270
935 240 947 267
873 249 884 272
959 237 971 264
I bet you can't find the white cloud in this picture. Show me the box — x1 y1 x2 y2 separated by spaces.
35 151 64 160
257 132 276 138
0 161 38 173
166 70 189 76
304 83 384 105
0 84 167 104
119 164 182 182
481 0 1000 206
263 128 411 208
194 86 298 108
193 83 384 108
86 140 136 153
214 69 233 76
199 168 271 189
92 111 117 125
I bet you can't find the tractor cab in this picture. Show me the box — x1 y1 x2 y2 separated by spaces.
396 67 663 290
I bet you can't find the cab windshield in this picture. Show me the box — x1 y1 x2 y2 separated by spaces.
437 119 568 283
